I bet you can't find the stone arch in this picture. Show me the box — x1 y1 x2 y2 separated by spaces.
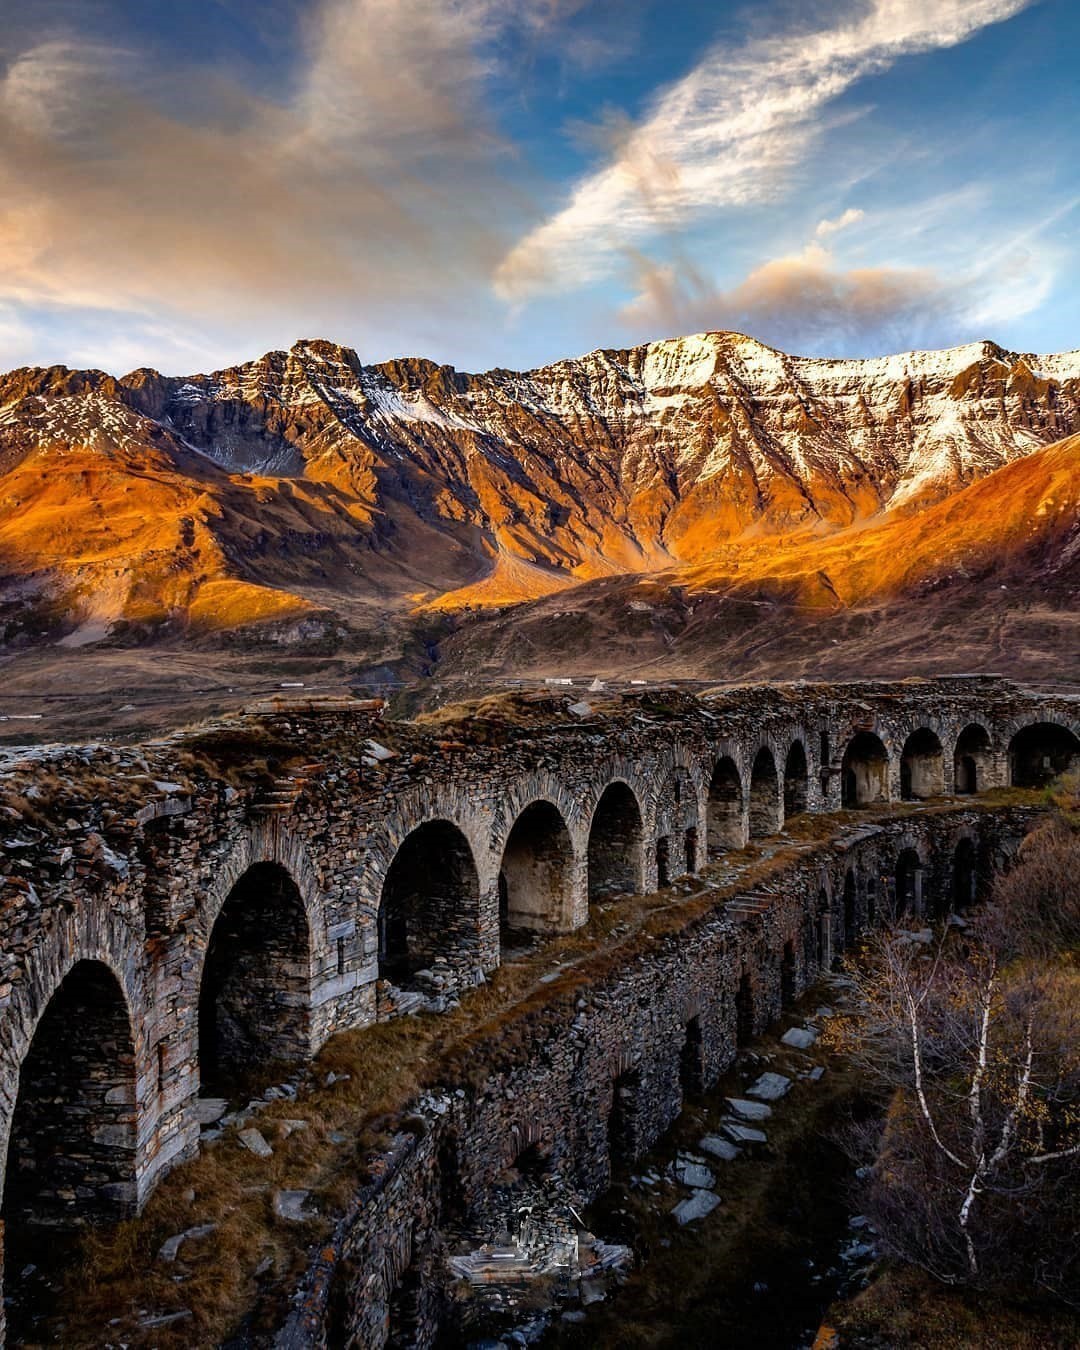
662 758 701 878
379 819 481 984
2 959 137 1338
900 728 945 800
783 739 809 820
706 755 745 853
749 746 782 838
498 799 576 940
198 861 313 1092
954 723 993 795
587 780 645 901
1008 721 1080 788
199 818 326 955
841 731 890 808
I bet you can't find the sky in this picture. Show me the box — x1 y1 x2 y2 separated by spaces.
0 0 1077 375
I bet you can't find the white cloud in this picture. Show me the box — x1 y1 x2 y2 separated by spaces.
494 0 1035 302
815 207 865 238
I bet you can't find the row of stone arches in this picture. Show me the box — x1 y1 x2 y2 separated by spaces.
3 714 1076 1337
840 719 1078 808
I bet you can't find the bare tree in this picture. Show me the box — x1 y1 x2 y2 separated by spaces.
838 817 1080 1301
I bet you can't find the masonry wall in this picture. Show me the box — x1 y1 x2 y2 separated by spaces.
277 803 1036 1348
0 675 1077 1344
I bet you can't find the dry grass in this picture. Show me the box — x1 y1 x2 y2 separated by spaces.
44 794 1043 1347
829 1263 1080 1348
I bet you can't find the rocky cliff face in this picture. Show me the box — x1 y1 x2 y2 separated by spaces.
0 330 1078 645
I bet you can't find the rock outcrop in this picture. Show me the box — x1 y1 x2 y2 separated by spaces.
0 329 1077 647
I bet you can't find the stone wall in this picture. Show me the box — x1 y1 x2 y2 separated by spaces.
277 803 1038 1348
0 675 1077 1343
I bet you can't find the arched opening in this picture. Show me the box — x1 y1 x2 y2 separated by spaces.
954 723 992 795
841 732 890 808
587 782 644 901
498 800 574 941
900 728 944 800
749 747 781 838
1008 722 1080 788
895 849 922 917
199 862 312 1092
843 869 857 942
952 837 978 912
706 757 745 854
783 740 809 820
380 821 480 985
3 962 137 1338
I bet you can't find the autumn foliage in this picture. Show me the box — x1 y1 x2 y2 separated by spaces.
843 797 1080 1302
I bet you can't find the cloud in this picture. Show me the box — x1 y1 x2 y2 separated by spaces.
618 242 965 356
494 0 1035 302
815 207 865 238
0 0 535 371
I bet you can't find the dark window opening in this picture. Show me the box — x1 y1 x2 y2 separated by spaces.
781 940 797 1005
680 1016 704 1100
656 835 671 888
684 826 697 874
735 971 755 1042
843 870 857 943
607 1069 643 1174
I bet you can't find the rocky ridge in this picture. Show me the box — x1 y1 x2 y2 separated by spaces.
0 329 1077 654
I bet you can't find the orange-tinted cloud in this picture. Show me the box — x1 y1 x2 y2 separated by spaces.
619 243 963 355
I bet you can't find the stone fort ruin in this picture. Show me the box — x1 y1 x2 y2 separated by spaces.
0 676 1077 1344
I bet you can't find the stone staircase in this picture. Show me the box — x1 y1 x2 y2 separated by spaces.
250 763 323 816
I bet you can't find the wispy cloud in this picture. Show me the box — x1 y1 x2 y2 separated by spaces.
0 0 530 371
815 207 865 238
494 0 1035 302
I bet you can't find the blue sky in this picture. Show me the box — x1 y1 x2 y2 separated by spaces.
0 0 1076 375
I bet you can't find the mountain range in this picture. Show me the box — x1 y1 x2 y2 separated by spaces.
0 330 1077 693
